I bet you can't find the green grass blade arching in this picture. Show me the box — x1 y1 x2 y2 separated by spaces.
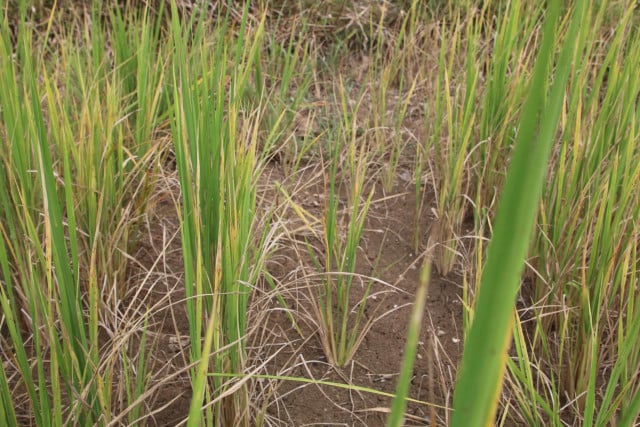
387 261 431 427
450 1 586 425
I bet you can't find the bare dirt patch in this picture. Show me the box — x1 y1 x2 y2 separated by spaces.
259 161 463 426
136 157 464 426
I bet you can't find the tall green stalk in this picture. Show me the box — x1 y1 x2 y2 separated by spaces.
169 2 264 425
451 1 585 424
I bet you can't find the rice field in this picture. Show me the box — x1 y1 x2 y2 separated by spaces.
1 1 639 426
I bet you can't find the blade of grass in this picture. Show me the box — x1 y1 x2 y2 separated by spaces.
387 259 431 427
450 1 586 425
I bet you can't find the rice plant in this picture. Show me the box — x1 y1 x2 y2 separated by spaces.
0 2 166 424
450 0 583 422
425 12 478 276
3 1 640 425
394 1 640 425
168 2 267 425
303 79 377 368
512 3 640 424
